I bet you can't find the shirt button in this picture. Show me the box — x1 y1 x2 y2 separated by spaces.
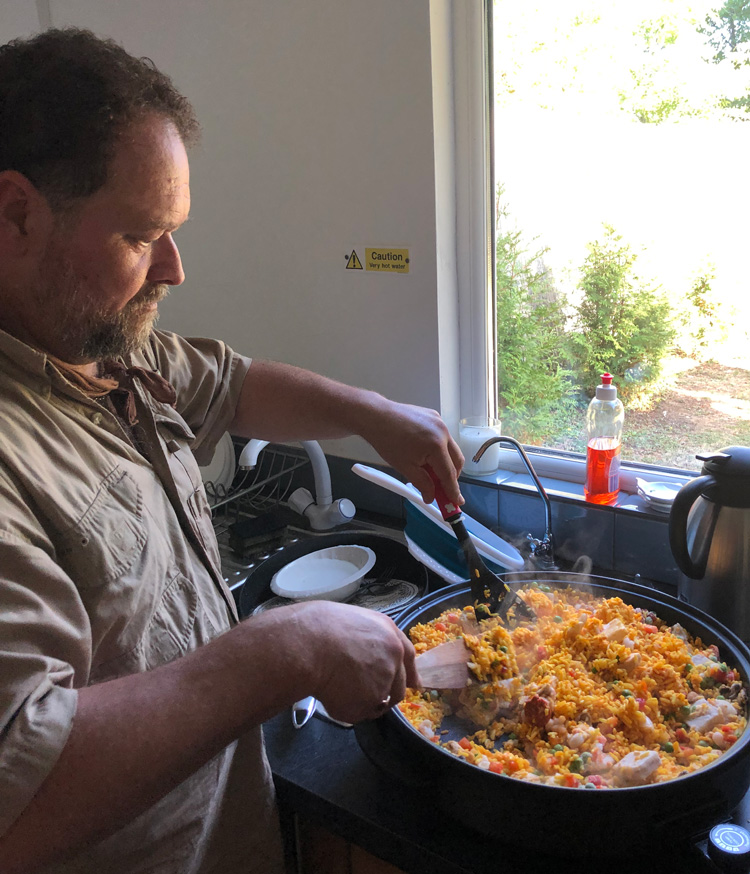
91 412 103 426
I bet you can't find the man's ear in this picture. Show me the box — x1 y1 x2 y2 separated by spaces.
0 170 52 255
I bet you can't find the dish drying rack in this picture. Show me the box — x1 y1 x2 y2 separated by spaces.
206 441 310 538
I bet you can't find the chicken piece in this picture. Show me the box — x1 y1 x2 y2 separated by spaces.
545 715 567 737
567 723 596 749
601 618 628 643
416 719 436 739
685 698 737 733
671 623 689 641
612 750 661 786
586 745 615 774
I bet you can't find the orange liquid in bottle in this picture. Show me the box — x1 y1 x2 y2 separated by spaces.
584 438 621 504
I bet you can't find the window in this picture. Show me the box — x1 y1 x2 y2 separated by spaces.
489 0 750 475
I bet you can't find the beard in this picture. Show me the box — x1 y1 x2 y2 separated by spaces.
33 245 170 363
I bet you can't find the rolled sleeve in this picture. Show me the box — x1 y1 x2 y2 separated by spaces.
0 680 77 836
0 489 90 838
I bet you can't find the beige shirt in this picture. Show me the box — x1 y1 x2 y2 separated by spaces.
0 329 283 873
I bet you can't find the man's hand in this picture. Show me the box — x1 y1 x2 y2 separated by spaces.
356 397 464 508
285 601 419 724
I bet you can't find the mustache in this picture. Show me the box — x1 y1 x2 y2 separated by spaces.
130 284 170 308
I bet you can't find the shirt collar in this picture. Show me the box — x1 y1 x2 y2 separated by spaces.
0 325 53 386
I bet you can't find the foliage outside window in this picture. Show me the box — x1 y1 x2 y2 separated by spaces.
492 0 750 472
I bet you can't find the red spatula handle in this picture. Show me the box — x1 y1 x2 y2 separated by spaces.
424 466 462 522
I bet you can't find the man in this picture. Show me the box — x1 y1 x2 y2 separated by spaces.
0 28 464 874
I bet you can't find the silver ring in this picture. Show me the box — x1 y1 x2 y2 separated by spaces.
381 695 391 707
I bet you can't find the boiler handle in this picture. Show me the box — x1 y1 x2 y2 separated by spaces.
668 474 715 579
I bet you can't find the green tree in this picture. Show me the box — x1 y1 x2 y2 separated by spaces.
495 194 573 442
570 225 675 396
699 0 750 115
700 0 750 63
675 268 730 359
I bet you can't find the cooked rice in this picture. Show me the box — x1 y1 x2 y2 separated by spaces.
400 585 747 788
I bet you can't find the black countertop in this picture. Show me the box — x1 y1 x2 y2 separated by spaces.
263 709 737 874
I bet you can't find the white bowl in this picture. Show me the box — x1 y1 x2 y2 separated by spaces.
270 545 377 602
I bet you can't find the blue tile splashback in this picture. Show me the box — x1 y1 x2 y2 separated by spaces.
458 472 680 586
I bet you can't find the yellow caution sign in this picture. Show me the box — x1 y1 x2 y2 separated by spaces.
365 248 409 274
345 250 363 270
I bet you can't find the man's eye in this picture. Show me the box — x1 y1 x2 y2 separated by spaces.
127 235 157 247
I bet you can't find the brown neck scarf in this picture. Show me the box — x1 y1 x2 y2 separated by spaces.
48 357 177 426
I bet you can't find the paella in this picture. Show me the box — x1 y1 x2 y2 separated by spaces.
400 583 747 789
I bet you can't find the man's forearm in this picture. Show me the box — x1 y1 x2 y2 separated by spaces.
0 599 415 874
229 358 385 443
228 359 465 506
0 608 308 874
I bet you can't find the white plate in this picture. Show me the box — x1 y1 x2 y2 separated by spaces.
637 479 681 505
270 545 377 602
199 432 236 490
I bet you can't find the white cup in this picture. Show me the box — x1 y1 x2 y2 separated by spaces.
458 417 502 475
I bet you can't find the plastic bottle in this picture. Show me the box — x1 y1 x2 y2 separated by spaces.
584 373 624 505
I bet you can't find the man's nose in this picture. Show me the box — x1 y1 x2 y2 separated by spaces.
148 233 185 287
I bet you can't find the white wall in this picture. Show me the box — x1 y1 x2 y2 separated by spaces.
31 0 461 463
0 1 41 40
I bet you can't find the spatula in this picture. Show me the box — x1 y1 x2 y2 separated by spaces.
415 638 472 689
424 467 534 622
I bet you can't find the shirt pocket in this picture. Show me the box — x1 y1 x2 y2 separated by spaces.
88 570 220 684
55 467 147 589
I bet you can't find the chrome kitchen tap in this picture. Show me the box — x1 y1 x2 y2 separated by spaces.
472 435 557 571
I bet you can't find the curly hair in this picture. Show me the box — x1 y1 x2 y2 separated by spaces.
0 27 200 208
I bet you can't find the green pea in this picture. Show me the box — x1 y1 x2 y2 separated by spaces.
552 744 564 752
553 616 563 623
569 757 583 773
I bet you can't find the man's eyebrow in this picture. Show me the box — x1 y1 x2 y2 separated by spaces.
137 215 191 233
